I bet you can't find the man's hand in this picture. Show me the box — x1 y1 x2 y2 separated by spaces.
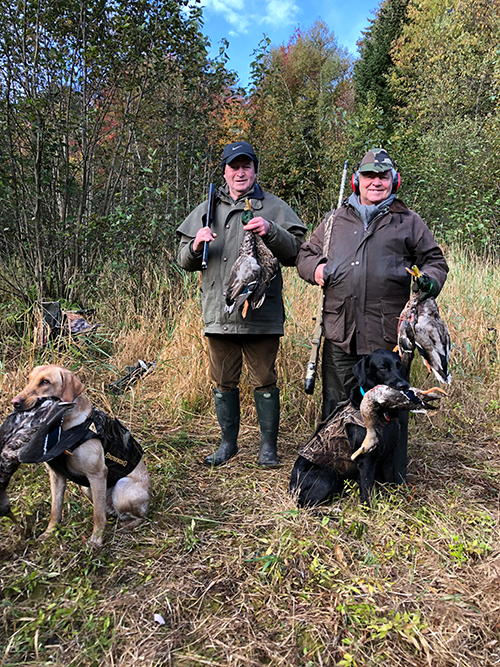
243 216 270 236
193 227 217 253
314 263 325 286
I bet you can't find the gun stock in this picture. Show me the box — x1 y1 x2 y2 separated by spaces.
201 183 217 271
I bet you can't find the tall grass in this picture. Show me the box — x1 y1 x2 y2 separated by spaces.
1 245 499 442
1 246 500 667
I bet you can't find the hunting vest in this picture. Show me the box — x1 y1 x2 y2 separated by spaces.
298 401 388 475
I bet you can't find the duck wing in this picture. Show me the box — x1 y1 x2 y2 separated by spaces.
250 236 279 310
398 293 419 354
0 398 74 467
352 384 446 459
414 298 451 384
361 384 444 414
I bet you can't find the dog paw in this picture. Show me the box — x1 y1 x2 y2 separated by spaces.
117 517 145 531
88 530 105 548
88 537 104 548
38 525 56 541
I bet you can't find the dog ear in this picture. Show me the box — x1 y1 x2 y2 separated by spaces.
59 369 85 402
352 356 368 386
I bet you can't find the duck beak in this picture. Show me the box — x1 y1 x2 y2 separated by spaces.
406 266 420 279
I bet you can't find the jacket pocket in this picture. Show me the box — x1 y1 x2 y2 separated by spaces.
381 302 401 343
324 302 346 342
200 280 216 325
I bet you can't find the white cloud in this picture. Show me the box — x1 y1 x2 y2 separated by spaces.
201 0 300 35
202 0 251 32
203 0 245 12
261 0 300 27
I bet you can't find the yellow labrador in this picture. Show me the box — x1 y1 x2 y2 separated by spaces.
11 365 151 547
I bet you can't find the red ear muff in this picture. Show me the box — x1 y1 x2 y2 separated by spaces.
351 171 360 195
392 169 401 193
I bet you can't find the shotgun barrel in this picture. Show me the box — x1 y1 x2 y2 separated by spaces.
201 183 217 271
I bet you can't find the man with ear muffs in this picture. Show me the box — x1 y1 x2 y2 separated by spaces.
296 148 448 484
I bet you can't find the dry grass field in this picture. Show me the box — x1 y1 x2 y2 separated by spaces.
1 246 500 666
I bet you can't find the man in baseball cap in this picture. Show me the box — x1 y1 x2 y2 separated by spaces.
296 147 448 486
177 142 306 468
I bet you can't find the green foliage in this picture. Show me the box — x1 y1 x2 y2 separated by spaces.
389 0 500 125
449 534 492 565
393 117 500 248
0 0 235 302
248 21 354 225
354 0 410 135
352 0 500 248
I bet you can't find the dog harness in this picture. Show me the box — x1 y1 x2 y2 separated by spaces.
298 401 389 475
44 408 143 488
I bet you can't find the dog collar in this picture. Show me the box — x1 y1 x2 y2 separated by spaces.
359 387 366 397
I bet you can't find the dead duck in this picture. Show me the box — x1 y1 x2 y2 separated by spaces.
225 199 278 317
0 398 74 518
397 266 451 384
351 384 447 460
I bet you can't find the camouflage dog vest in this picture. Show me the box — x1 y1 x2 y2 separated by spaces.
298 401 388 475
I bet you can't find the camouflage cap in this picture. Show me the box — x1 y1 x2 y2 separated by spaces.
358 148 394 173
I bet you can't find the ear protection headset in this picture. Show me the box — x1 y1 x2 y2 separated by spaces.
351 167 401 195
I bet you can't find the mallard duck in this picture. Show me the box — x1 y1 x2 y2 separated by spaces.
0 398 74 517
225 199 278 318
397 266 451 384
397 293 418 369
351 384 447 459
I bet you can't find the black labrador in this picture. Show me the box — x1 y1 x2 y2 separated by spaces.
289 349 409 507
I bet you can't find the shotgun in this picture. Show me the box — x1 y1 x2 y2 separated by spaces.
201 183 217 271
304 160 349 395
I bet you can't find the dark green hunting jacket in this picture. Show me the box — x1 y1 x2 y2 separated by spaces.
177 183 306 336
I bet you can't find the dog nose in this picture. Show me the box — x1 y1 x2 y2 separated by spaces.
11 396 23 409
396 380 410 390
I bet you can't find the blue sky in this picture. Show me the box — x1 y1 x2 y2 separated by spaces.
199 0 380 89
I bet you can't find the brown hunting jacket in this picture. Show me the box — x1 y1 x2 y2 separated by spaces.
296 199 449 355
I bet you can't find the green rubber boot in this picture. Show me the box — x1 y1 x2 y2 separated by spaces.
204 389 240 466
254 388 280 467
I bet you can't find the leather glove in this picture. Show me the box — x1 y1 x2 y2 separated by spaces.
416 273 439 302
